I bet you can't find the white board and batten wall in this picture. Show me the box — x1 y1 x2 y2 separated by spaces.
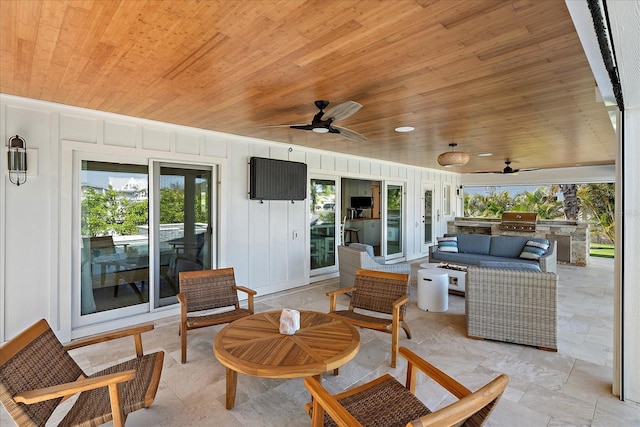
0 94 461 341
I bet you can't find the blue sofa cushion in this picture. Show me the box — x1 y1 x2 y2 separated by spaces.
348 243 375 259
431 251 542 270
519 240 550 260
455 234 491 255
478 260 542 272
489 236 550 258
437 236 458 253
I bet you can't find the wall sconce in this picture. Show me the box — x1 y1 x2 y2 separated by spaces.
7 135 27 186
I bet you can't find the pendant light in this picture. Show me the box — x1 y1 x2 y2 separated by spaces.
437 143 469 167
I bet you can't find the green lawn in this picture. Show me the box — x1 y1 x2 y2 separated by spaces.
590 243 614 258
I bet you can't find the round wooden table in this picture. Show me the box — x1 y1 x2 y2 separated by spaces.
213 310 360 409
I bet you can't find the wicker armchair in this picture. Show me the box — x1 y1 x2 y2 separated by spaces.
178 267 256 363
327 269 411 368
337 244 414 288
466 266 558 351
0 319 164 427
304 346 509 427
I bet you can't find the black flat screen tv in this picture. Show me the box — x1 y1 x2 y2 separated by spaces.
351 196 373 209
249 157 307 201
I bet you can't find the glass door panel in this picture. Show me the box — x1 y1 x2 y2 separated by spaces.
310 178 336 272
386 183 404 258
80 161 149 315
156 166 212 307
421 182 435 253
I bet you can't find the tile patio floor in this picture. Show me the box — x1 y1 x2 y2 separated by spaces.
3 256 640 426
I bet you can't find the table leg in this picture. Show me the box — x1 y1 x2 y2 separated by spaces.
225 368 238 410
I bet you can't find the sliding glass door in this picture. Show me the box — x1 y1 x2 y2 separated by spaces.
155 165 213 307
421 182 435 253
76 158 215 326
309 177 337 273
385 182 404 260
80 161 150 318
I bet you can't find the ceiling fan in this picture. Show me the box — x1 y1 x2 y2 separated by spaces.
475 160 539 175
281 100 367 142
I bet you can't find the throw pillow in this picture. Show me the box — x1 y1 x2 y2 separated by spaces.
437 236 458 253
519 240 550 260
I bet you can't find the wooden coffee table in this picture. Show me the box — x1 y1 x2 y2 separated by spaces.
213 310 360 409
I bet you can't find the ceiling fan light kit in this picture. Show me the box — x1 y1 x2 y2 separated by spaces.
437 143 470 167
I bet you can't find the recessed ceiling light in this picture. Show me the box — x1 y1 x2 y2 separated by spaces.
477 153 493 157
395 126 415 132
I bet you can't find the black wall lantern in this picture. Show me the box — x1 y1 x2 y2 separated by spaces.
7 135 27 186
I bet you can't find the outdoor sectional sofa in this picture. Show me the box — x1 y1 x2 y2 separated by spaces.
429 233 557 273
465 266 558 351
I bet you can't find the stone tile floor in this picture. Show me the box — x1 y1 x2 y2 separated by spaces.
3 257 640 426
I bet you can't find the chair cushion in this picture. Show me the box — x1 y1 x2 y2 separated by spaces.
519 240 550 260
489 236 529 258
478 260 542 271
325 374 431 427
348 243 375 259
437 236 458 253
455 233 492 255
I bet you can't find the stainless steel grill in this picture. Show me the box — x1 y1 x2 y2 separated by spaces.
499 212 537 232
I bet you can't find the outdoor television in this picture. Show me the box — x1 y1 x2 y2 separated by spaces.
351 196 373 209
249 157 307 201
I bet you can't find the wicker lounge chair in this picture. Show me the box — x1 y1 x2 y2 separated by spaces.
304 346 508 427
327 269 411 368
178 267 256 363
0 319 164 427
337 244 414 288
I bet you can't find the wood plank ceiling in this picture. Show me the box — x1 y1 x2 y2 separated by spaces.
0 0 615 173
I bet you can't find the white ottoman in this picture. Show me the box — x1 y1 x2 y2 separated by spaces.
417 269 449 312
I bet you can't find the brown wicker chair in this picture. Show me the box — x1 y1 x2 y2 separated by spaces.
178 267 256 363
327 269 411 368
304 347 509 427
0 319 164 427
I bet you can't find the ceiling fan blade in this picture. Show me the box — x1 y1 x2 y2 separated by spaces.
290 124 315 130
321 101 362 122
333 125 367 142
264 124 308 128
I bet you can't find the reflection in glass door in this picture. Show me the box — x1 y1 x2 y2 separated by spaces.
421 182 435 253
156 165 212 307
309 178 336 272
80 161 149 316
386 183 404 258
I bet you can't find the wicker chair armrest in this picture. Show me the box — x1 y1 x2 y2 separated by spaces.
234 285 256 313
399 347 471 399
304 376 363 427
233 285 257 296
392 295 409 309
326 287 356 298
64 324 154 357
14 369 136 405
327 287 356 312
410 374 509 427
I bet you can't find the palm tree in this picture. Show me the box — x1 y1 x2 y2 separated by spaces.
512 187 564 219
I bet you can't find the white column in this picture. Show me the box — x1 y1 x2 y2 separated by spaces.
616 106 640 402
